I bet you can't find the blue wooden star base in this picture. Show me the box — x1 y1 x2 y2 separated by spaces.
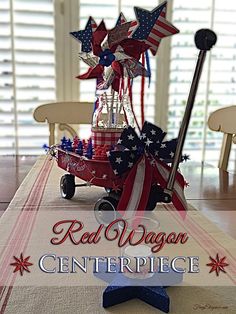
94 261 183 313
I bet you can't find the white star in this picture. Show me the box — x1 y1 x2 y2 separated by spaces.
170 152 175 158
106 151 111 157
154 151 159 157
150 129 156 135
91 170 96 175
102 174 107 179
115 157 122 164
117 139 122 144
128 162 133 168
145 138 153 146
132 145 137 151
128 134 134 140
161 143 166 148
114 169 118 175
130 153 135 159
140 133 146 139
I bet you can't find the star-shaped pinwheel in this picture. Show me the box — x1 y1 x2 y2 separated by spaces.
116 12 127 26
10 253 33 276
206 254 229 276
70 16 97 52
132 2 166 40
132 1 179 55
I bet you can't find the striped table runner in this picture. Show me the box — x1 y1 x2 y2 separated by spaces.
0 156 235 314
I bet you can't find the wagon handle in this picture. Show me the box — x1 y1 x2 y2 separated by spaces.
163 29 217 201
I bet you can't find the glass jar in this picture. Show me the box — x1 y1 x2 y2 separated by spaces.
92 92 134 129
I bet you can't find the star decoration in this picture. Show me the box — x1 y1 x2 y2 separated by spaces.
70 16 96 52
112 182 121 193
116 12 127 26
128 134 134 140
132 2 179 55
128 162 133 168
140 133 146 139
102 174 108 179
169 151 174 158
145 138 153 146
182 154 190 162
10 253 33 276
115 157 122 164
94 261 183 312
206 254 229 276
117 139 122 144
132 3 166 40
161 143 166 148
151 129 156 135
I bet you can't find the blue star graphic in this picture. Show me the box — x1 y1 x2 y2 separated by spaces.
132 2 166 40
94 261 183 312
70 16 94 52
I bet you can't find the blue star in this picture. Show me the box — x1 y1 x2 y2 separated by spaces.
94 261 183 312
70 16 94 52
132 2 166 40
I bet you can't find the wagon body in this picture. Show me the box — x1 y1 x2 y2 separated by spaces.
57 148 127 188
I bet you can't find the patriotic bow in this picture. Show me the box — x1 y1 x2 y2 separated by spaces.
108 121 187 216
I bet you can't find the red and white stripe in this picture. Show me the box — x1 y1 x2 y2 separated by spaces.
119 13 127 24
146 6 179 55
117 156 152 217
154 159 187 217
91 17 97 32
128 20 138 37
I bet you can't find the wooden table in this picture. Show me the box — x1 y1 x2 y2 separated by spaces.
0 156 235 237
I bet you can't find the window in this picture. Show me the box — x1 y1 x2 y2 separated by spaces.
169 0 236 169
0 0 56 155
1 0 236 170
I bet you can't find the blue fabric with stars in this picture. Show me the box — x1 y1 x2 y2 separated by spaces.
70 17 93 53
132 2 166 40
109 121 179 176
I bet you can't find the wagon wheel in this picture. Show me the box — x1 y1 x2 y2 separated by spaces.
94 196 118 225
60 174 75 199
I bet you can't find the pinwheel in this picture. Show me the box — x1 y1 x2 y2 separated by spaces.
75 20 150 91
108 121 187 215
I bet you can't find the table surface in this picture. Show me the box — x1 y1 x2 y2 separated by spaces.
0 156 236 238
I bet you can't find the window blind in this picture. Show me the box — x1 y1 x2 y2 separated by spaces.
169 0 236 169
0 0 56 155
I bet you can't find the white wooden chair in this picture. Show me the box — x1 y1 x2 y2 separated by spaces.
208 105 236 170
33 102 94 145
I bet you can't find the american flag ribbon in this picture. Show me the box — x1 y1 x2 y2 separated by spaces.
109 122 187 218
117 156 152 216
